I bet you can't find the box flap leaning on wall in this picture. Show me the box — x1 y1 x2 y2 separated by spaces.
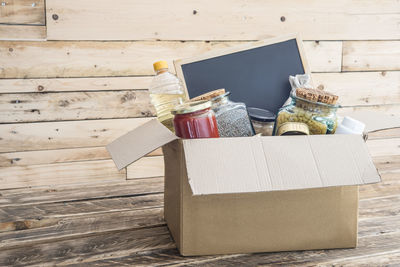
107 119 380 193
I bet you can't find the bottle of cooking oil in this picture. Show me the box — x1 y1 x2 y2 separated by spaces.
149 61 186 131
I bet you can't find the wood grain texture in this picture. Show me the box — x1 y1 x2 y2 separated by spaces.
0 159 126 189
0 177 164 207
0 156 164 189
317 251 400 267
0 207 165 249
360 172 400 200
312 71 400 106
368 128 400 140
0 117 152 153
367 138 400 158
373 155 400 174
127 156 164 179
5 213 396 266
81 216 400 266
0 0 45 25
0 90 155 123
0 147 162 167
302 41 342 72
343 41 400 71
0 226 174 266
46 0 400 41
171 232 400 266
338 104 400 118
0 41 341 79
0 146 111 167
0 25 46 41
68 249 235 267
0 76 152 93
0 194 163 222
1 219 399 266
359 194 400 218
2 72 398 106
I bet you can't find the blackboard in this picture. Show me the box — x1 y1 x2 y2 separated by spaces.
174 35 310 114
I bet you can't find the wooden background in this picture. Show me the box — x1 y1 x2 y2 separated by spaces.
0 0 399 189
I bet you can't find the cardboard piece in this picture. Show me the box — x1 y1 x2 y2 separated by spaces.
177 186 358 255
108 119 380 255
106 119 177 170
183 135 379 195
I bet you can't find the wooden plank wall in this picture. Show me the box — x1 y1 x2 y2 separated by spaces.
0 0 399 189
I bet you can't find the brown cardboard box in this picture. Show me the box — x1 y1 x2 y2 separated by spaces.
107 119 381 256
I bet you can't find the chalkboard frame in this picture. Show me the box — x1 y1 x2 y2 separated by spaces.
173 34 311 112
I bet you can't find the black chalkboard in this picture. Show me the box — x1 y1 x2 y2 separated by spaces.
175 36 309 114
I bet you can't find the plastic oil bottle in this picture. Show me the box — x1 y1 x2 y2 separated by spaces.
149 61 186 131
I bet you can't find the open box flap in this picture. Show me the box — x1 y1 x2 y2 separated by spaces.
107 119 178 170
183 135 381 195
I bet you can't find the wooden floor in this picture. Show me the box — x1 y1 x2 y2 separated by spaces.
0 129 399 266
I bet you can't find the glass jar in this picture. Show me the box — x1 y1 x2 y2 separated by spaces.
275 93 339 135
172 100 219 139
247 107 276 136
211 92 255 137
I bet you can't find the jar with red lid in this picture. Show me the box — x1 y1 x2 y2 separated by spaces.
172 100 220 139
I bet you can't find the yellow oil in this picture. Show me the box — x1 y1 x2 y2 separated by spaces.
150 93 185 131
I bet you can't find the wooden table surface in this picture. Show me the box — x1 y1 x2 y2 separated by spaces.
0 128 399 266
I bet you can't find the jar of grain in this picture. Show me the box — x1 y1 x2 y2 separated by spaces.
274 91 339 135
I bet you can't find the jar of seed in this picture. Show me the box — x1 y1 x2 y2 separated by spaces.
211 92 255 137
274 92 339 135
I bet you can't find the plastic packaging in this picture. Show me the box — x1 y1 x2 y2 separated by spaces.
149 60 186 131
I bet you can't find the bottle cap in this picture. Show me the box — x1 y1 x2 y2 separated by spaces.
171 100 211 115
277 122 309 136
248 107 276 122
153 60 169 72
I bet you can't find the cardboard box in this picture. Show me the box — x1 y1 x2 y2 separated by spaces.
107 119 381 256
